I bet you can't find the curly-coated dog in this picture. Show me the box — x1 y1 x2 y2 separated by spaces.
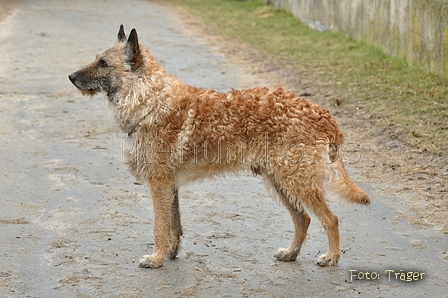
69 25 370 269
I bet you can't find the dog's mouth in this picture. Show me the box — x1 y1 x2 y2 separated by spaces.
71 83 101 97
78 87 101 97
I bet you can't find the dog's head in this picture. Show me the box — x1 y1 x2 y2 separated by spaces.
68 25 144 99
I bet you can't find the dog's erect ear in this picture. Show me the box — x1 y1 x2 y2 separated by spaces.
126 28 143 71
118 24 126 42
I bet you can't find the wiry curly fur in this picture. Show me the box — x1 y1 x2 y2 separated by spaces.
69 25 370 269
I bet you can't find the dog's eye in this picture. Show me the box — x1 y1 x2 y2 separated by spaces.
99 59 108 68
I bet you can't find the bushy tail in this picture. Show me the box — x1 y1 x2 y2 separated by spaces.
327 158 370 205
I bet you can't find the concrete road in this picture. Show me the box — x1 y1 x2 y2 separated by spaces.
0 0 447 297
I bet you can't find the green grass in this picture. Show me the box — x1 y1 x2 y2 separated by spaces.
164 0 448 156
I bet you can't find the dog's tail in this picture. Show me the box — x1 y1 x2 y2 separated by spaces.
325 146 370 205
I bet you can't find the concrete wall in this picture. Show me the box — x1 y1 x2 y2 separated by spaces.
264 0 448 77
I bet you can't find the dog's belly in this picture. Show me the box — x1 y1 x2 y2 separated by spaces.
174 162 250 186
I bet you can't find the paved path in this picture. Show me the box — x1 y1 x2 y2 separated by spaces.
0 0 446 297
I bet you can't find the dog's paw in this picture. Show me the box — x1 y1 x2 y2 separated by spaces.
274 248 298 262
317 253 339 267
138 254 163 269
168 243 180 260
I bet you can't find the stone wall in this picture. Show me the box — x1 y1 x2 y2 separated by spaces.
264 0 448 76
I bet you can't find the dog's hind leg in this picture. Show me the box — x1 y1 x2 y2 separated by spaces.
168 187 183 259
264 175 311 262
275 198 311 262
139 174 175 269
304 188 341 266
267 165 341 266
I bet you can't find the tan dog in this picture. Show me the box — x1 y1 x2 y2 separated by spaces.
69 25 370 269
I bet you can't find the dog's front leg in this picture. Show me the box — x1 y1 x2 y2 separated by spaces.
139 174 176 269
168 187 183 259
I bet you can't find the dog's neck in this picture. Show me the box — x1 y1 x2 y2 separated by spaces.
126 110 151 136
108 70 179 136
106 49 190 136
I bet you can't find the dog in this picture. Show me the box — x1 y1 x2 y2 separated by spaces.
69 25 370 269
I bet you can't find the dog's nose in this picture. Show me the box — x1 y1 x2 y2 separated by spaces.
68 73 77 83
